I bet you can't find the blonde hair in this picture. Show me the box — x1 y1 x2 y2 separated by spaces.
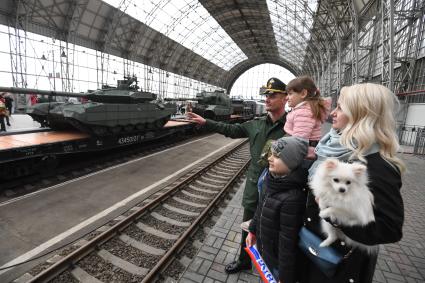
339 83 405 173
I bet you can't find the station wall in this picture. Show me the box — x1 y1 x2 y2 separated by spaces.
405 103 425 126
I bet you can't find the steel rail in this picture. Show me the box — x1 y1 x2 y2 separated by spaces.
141 152 250 282
27 139 249 283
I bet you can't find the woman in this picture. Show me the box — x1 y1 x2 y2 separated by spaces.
298 83 405 283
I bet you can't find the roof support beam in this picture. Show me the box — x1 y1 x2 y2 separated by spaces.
381 0 395 91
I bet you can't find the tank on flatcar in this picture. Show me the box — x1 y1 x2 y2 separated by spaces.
231 98 254 119
0 77 176 136
191 90 232 120
243 100 267 117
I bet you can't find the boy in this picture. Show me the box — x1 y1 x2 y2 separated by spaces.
246 136 309 283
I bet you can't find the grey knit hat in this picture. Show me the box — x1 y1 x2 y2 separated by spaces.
271 136 308 170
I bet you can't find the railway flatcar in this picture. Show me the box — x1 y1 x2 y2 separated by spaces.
0 120 195 181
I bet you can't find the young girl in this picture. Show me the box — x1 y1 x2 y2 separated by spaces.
285 76 330 158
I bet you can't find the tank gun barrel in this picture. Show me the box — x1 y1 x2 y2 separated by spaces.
0 86 86 98
164 97 199 101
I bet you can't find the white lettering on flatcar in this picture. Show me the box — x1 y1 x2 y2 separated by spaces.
118 135 140 144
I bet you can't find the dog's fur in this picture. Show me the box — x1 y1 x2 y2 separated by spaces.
309 158 375 251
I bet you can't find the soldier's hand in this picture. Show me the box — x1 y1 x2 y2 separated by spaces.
186 111 206 125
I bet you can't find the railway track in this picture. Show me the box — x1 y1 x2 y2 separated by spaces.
19 139 250 283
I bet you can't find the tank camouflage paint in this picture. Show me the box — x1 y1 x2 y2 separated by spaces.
191 90 233 120
0 77 176 136
26 101 65 127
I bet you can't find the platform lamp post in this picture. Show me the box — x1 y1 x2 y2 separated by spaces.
40 50 56 91
40 48 61 101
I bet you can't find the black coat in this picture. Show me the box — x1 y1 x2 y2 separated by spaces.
5 96 13 109
249 166 308 283
298 153 404 283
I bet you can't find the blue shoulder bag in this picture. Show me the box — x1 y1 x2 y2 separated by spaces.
298 227 352 278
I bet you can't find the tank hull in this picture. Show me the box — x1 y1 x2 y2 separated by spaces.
48 102 176 136
26 102 65 127
192 105 232 120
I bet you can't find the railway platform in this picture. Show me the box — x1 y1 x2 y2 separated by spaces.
0 114 42 133
179 153 425 283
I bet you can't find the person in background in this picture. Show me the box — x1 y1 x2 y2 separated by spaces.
186 77 289 274
246 136 309 283
4 93 13 126
298 83 405 283
68 97 79 103
0 93 7 131
284 76 330 159
30 94 38 105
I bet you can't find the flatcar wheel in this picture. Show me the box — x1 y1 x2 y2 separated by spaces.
38 155 58 176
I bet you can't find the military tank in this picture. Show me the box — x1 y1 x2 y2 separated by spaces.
231 98 254 119
0 77 176 136
191 90 233 120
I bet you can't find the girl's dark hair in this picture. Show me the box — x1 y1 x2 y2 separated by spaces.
287 76 327 121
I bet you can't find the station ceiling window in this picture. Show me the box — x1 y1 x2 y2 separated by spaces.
102 0 248 71
267 0 318 70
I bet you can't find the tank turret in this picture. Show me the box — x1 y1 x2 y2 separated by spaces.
0 77 176 136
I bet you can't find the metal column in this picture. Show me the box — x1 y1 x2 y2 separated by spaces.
381 0 395 90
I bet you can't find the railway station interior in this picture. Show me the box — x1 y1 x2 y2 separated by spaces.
0 0 424 282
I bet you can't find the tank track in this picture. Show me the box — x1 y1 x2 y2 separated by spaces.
67 116 170 137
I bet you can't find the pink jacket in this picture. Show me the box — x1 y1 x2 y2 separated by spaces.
284 100 330 159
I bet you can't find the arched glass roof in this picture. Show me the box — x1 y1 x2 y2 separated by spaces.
268 0 318 69
103 0 248 71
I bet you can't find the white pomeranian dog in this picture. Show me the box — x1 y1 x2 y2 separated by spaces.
309 158 375 251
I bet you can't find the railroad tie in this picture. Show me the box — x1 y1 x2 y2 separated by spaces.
194 180 222 189
97 249 149 276
210 168 234 175
181 190 211 200
150 211 191 227
205 172 229 181
221 161 242 168
200 175 227 184
119 234 166 256
189 184 219 193
223 158 244 164
172 196 207 208
214 166 235 173
71 266 103 283
163 203 200 217
136 222 179 240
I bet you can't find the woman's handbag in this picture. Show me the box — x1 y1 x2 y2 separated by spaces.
298 226 352 278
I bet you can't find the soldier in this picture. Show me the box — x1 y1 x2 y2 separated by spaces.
186 77 288 274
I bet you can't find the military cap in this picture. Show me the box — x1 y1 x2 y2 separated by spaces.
261 77 287 95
